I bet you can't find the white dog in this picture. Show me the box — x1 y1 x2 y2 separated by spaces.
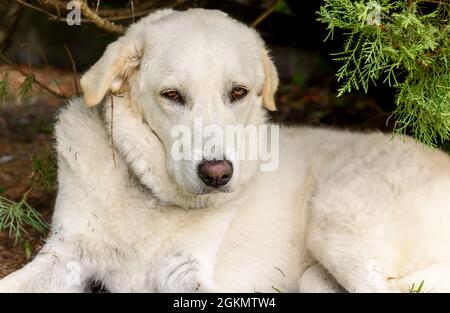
1 8 450 293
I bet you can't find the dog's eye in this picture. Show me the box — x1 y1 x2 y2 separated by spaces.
161 89 184 104
230 86 249 102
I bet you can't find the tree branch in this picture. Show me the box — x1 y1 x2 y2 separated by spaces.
74 0 125 34
17 0 189 31
0 4 24 51
0 53 66 99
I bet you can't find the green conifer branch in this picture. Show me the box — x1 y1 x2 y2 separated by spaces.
318 0 450 146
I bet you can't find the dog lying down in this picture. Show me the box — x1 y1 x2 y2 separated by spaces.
1 8 450 293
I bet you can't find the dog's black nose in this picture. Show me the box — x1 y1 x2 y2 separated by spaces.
198 160 233 188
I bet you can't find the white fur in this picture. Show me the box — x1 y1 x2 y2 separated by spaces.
1 9 450 293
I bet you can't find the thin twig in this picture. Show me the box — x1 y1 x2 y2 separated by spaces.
109 92 117 167
52 8 154 23
22 171 38 201
0 54 66 98
418 0 445 5
52 79 68 98
36 45 49 67
94 0 174 17
75 0 126 34
93 9 154 21
51 0 61 18
19 43 33 72
16 0 58 19
251 0 280 28
0 5 24 51
63 44 80 95
35 44 68 97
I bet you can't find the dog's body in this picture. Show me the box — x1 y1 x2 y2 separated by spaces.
1 9 450 293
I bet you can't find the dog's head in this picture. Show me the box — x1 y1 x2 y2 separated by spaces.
80 9 279 208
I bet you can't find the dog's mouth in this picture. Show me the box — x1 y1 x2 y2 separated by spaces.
195 185 232 196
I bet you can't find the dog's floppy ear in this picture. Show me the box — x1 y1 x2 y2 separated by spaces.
80 37 142 107
80 9 179 107
261 49 279 111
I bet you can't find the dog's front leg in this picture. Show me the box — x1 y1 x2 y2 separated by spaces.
146 208 233 293
298 263 345 293
148 253 219 293
0 240 90 293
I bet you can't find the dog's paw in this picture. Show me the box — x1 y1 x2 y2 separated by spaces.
149 254 218 293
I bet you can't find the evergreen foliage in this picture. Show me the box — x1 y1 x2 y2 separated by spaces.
0 195 47 243
0 151 54 243
318 0 450 146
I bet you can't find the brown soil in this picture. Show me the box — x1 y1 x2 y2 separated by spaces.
0 99 62 278
0 65 75 278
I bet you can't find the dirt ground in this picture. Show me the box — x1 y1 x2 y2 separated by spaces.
0 65 75 278
0 98 62 278
0 64 390 279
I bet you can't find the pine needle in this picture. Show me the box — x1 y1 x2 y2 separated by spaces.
0 73 12 106
0 196 49 244
18 74 34 102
